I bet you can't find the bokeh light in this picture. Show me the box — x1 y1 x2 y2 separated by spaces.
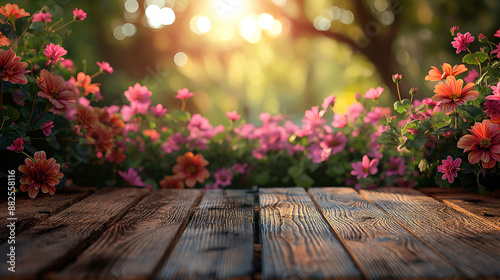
174 52 188 67
239 15 261 43
124 0 139 13
258 13 275 30
197 16 212 33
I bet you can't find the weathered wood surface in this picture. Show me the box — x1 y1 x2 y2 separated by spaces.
1 186 499 280
309 187 459 280
0 187 93 243
0 188 149 279
55 189 201 280
156 189 255 280
420 187 500 229
360 187 500 279
259 187 361 280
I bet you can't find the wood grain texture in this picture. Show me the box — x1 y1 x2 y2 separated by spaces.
309 187 459 280
0 188 148 279
55 189 201 280
259 188 361 280
0 187 93 243
156 189 255 280
360 188 500 279
419 187 500 229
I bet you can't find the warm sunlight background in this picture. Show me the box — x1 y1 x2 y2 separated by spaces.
16 0 500 124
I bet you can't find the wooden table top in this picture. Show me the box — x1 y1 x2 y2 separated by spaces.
1 186 499 280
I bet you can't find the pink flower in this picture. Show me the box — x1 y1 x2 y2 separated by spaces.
392 73 402 83
43 43 67 66
351 155 379 180
437 156 461 184
73 8 87 21
41 121 54 136
124 83 152 104
494 28 500 38
18 151 63 198
484 100 500 124
175 88 194 100
363 87 384 100
7 137 24 152
60 59 74 71
214 167 233 187
464 68 479 84
386 157 406 177
97 61 113 74
226 110 241 122
118 167 145 187
364 107 390 126
487 81 500 101
205 183 221 190
332 113 347 128
492 45 500 59
451 32 475 54
0 48 29 84
321 95 336 110
232 163 248 174
319 131 347 156
32 11 52 23
150 103 167 117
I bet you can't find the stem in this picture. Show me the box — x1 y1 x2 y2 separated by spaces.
0 116 5 131
396 83 401 102
0 81 3 121
50 19 75 32
467 48 482 83
22 151 35 161
31 107 49 126
28 94 37 125
90 69 102 79
181 100 186 112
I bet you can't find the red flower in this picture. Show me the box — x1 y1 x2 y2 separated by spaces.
71 72 101 96
451 32 475 54
41 121 54 136
0 48 29 84
18 151 64 198
32 11 52 23
431 76 478 114
43 43 67 66
457 119 500 169
97 61 113 74
7 137 23 152
172 152 210 188
484 100 500 124
73 8 87 21
175 88 194 100
37 69 78 110
0 4 30 21
424 63 468 81
0 32 10 47
437 156 461 184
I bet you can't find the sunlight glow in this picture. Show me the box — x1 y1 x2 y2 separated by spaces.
239 15 261 43
197 16 212 33
272 0 287 7
258 13 274 30
145 5 175 28
267 19 282 36
124 0 139 13
214 0 244 19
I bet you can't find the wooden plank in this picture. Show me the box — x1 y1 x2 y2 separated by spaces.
420 187 500 229
309 187 460 279
55 189 201 280
360 188 500 279
0 187 93 243
156 189 254 280
0 188 148 279
259 187 361 280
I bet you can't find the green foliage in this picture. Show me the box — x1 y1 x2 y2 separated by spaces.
393 99 411 114
462 52 488 65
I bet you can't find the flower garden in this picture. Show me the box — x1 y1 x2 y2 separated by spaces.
2 3 500 199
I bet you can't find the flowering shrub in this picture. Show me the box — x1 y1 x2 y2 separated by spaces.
2 4 498 198
378 26 500 194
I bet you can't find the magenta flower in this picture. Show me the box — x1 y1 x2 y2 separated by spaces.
363 87 384 100
321 95 336 110
32 11 52 23
437 156 461 184
484 100 500 123
214 167 233 187
386 157 406 177
451 32 475 54
392 73 402 83
494 28 500 38
175 88 194 100
43 43 67 66
450 26 459 36
41 121 54 136
492 45 500 59
487 81 500 101
73 8 87 21
60 59 74 71
124 83 152 104
97 61 113 74
118 167 145 187
150 103 167 117
351 155 379 180
464 68 479 84
231 163 248 174
226 110 241 122
7 137 24 152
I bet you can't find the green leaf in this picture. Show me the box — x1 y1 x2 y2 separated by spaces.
393 99 411 114
287 165 303 178
3 105 21 122
294 173 314 189
458 104 484 119
404 133 426 149
462 52 487 65
433 125 454 136
377 131 399 147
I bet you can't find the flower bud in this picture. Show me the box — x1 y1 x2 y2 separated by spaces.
450 26 459 36
478 33 488 43
409 87 418 96
392 73 402 83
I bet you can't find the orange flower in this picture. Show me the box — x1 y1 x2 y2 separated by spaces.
431 76 478 114
18 151 64 198
71 72 101 96
457 119 500 169
159 174 185 189
0 32 10 47
37 69 78 110
0 48 29 84
85 123 115 156
94 108 124 136
425 63 468 81
172 152 210 188
75 104 99 131
0 4 30 22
